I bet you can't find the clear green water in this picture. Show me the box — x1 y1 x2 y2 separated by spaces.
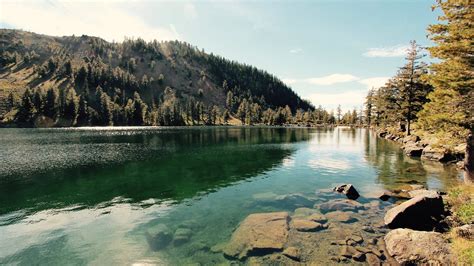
0 127 461 265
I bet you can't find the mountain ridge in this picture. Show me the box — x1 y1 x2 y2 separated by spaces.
0 29 313 127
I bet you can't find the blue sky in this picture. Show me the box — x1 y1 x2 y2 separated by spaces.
0 0 440 111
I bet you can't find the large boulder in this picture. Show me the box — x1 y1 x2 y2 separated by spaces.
223 212 289 260
403 143 424 157
333 184 360 200
421 145 455 162
384 192 444 230
317 199 364 213
384 229 453 265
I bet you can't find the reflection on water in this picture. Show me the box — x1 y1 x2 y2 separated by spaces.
0 127 461 265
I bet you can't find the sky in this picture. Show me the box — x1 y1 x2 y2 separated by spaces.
0 0 441 111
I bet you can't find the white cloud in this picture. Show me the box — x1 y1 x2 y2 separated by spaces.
358 77 390 89
306 90 368 109
0 1 180 42
289 48 303 54
363 45 409 58
283 74 359 86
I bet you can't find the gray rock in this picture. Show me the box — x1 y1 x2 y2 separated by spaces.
291 218 324 232
292 207 319 218
384 228 453 264
307 213 328 223
454 224 474 240
403 143 424 157
346 235 363 244
402 135 420 144
326 211 358 223
384 192 444 230
275 193 314 208
333 184 360 200
145 224 173 251
366 253 381 266
173 228 193 246
407 189 440 198
223 212 289 260
317 198 364 213
421 145 455 162
282 247 300 261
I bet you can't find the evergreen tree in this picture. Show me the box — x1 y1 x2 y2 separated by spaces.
45 87 59 118
63 87 79 125
16 88 35 124
395 40 432 135
426 0 473 176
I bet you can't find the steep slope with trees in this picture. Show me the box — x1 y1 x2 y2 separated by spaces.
0 29 313 127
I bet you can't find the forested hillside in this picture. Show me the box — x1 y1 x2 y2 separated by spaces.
0 29 313 127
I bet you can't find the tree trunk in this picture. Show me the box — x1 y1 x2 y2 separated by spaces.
464 132 474 184
406 119 411 136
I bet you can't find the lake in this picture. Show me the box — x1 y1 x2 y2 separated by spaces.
0 127 461 265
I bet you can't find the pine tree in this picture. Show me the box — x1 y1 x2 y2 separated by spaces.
16 88 35 124
77 95 90 126
426 0 473 177
395 40 432 135
64 88 79 125
45 87 59 119
365 89 374 126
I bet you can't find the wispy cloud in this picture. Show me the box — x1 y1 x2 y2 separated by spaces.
0 0 180 42
363 45 409 58
289 48 303 54
283 74 359 86
358 77 389 89
306 90 367 109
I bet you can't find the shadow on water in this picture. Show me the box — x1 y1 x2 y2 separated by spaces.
0 127 311 218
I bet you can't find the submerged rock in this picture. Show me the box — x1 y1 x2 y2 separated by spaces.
333 184 360 200
282 247 301 261
293 207 319 217
326 211 358 223
291 218 325 232
223 212 289 260
384 228 452 264
145 224 173 251
317 199 364 213
292 208 328 224
173 228 193 246
307 213 328 224
275 194 314 208
384 192 444 230
252 192 279 201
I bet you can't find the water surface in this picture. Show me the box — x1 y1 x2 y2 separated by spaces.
0 127 461 265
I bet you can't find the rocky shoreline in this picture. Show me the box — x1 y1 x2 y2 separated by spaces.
145 183 473 265
375 129 466 167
